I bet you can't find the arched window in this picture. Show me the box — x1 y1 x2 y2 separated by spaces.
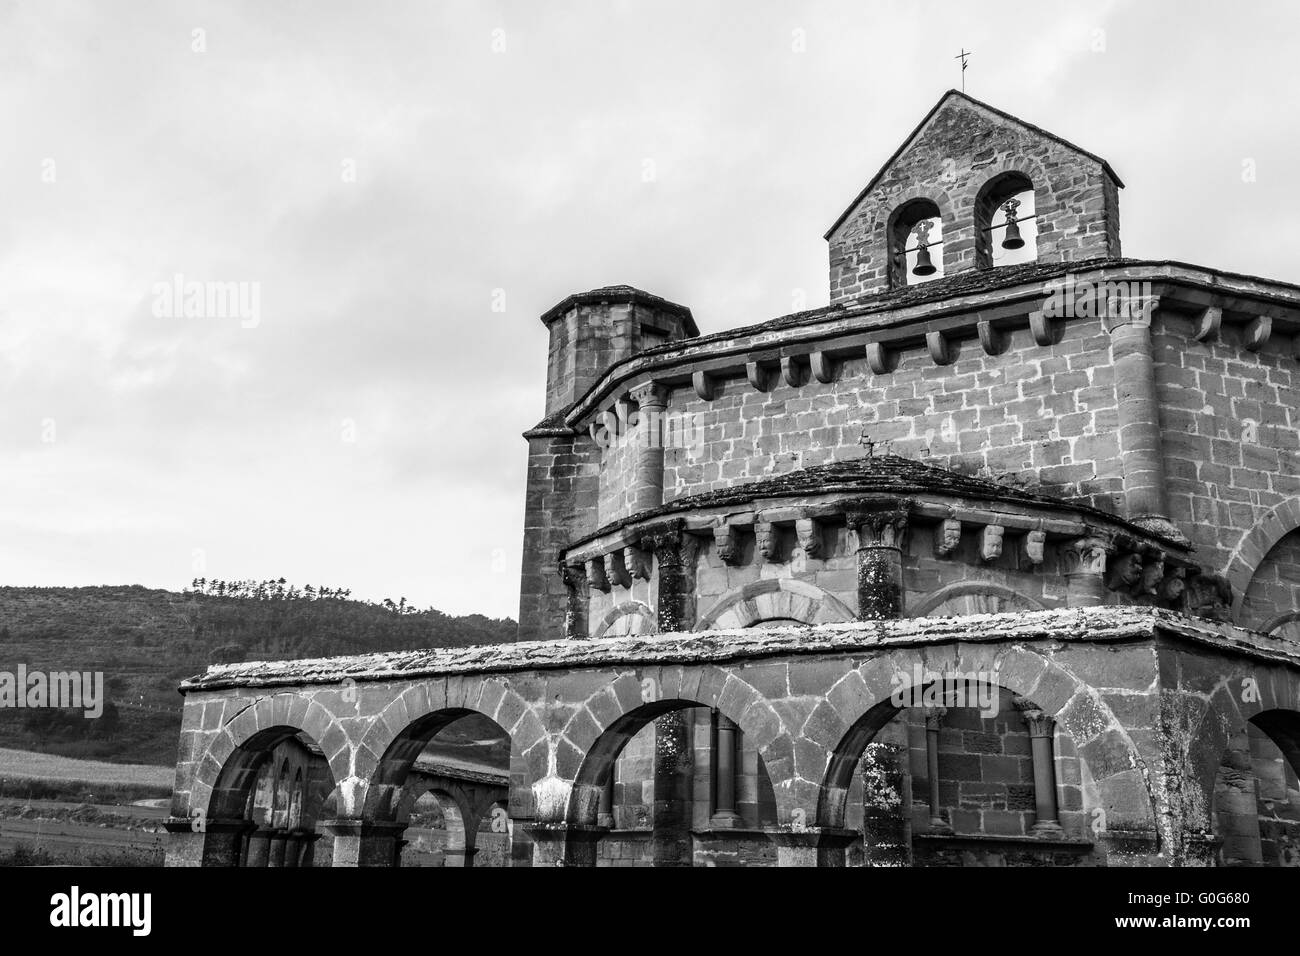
888 198 944 288
975 172 1037 269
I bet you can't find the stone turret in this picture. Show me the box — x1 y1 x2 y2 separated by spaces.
539 285 696 416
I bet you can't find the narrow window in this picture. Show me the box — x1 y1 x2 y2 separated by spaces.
976 172 1037 268
889 198 945 288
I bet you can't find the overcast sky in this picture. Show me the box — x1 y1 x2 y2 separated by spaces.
2 0 1296 619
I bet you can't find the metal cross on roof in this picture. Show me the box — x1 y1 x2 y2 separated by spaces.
954 49 972 92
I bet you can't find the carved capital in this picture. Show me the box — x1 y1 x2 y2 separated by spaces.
628 380 669 409
923 706 947 731
934 517 962 557
754 520 779 562
846 499 913 550
1062 536 1109 577
1013 696 1054 737
560 561 587 591
980 525 1005 562
640 520 685 569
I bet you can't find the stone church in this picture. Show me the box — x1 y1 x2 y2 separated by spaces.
166 91 1300 867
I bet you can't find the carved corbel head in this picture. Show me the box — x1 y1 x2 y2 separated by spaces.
980 525 1005 562
934 516 962 557
1139 550 1166 596
604 549 632 589
754 520 778 563
627 544 653 581
586 557 610 593
1160 565 1187 605
1023 529 1046 566
795 517 821 559
713 522 741 566
1105 551 1143 592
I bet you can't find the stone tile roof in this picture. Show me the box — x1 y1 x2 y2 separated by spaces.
586 454 1132 539
179 606 1298 691
539 284 698 336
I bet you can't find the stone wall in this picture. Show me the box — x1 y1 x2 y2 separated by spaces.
827 94 1121 303
1155 310 1300 605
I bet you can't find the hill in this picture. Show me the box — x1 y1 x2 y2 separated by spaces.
0 583 517 766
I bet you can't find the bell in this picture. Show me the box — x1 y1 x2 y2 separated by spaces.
1000 201 1025 250
912 243 936 276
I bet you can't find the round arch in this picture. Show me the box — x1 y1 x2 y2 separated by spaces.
911 581 1046 617
560 666 785 830
595 601 657 638
695 578 856 631
1224 497 1300 618
808 646 1159 839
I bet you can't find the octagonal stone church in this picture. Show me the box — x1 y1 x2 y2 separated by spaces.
167 91 1300 867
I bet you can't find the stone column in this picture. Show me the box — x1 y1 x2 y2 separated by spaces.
845 500 912 620
709 713 743 829
523 823 604 866
1108 304 1180 540
629 381 669 513
1063 536 1110 607
244 828 273 867
267 829 288 867
321 819 405 867
443 846 480 868
1014 697 1063 836
559 561 589 641
641 520 698 865
768 829 859 867
923 706 950 832
163 817 251 867
597 773 615 829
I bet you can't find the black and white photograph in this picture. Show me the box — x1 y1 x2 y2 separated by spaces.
0 0 1293 939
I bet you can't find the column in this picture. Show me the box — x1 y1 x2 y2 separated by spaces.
1014 697 1063 836
1063 536 1110 607
597 772 615 829
1108 303 1180 540
923 706 950 832
266 829 288 867
709 713 742 829
629 381 669 513
559 561 589 641
244 828 273 867
642 520 697 865
768 829 859 867
162 817 251 868
321 819 405 867
846 500 912 620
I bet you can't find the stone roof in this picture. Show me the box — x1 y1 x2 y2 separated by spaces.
539 284 698 336
584 454 1150 541
179 606 1299 692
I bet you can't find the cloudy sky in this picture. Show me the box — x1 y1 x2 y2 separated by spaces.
1 0 1296 619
